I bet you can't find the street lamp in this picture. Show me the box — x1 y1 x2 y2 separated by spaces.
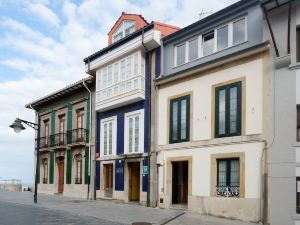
9 117 40 204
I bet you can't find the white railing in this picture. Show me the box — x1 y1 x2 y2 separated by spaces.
96 75 145 103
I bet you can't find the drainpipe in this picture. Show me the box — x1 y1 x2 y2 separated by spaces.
142 30 152 207
260 141 268 224
82 79 92 200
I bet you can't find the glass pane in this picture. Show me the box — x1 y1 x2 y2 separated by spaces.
134 116 139 152
229 87 238 133
189 39 198 61
129 118 133 152
109 122 112 155
217 25 228 51
126 56 132 78
107 66 112 86
230 159 240 187
114 63 118 83
172 101 178 141
218 89 226 135
181 99 187 139
102 68 107 88
203 31 214 56
177 44 185 66
124 21 135 37
218 160 227 186
134 53 138 75
104 124 107 155
233 18 245 45
120 60 125 81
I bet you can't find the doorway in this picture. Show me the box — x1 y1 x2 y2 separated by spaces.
128 162 140 202
57 157 64 193
172 161 188 204
103 164 113 198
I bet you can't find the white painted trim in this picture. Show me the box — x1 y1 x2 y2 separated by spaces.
86 30 161 71
173 16 248 68
100 116 117 157
124 109 144 154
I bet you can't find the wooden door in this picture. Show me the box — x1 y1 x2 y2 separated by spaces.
129 162 140 202
172 161 188 204
104 164 113 198
58 160 64 193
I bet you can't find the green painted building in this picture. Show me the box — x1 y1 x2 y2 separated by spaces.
26 78 95 199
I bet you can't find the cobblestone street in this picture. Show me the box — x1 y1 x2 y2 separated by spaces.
0 190 257 225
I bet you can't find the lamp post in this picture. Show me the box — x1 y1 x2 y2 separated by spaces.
9 117 40 203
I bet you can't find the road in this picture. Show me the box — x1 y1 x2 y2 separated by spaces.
0 201 123 225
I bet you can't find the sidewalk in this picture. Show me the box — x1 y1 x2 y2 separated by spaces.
0 190 257 225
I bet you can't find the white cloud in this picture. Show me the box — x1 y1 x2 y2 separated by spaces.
26 2 60 28
0 0 238 183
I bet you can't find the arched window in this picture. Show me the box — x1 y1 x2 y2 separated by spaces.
75 154 82 184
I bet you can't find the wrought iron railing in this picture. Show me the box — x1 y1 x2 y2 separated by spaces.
67 128 88 144
35 136 50 149
216 186 239 197
52 133 67 147
75 177 82 184
42 178 48 184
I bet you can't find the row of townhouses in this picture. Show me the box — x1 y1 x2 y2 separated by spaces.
25 0 300 224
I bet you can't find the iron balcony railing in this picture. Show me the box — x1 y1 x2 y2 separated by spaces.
216 186 239 197
35 136 50 149
67 128 88 145
74 177 82 184
52 133 67 147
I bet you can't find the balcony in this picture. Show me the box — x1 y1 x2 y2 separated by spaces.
96 75 145 112
52 133 67 148
67 128 88 146
216 186 239 197
37 137 51 149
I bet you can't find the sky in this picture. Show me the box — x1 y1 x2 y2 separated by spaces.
0 0 238 184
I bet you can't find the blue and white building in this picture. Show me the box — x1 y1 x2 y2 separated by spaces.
83 13 178 205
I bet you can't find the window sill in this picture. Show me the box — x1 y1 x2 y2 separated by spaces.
289 62 300 70
293 214 300 220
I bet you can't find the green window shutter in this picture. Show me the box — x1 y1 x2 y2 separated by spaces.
84 147 89 184
49 151 54 184
66 149 72 184
50 111 56 146
67 104 73 144
85 96 90 143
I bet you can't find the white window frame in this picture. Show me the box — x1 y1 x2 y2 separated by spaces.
100 116 117 156
173 16 247 68
112 20 135 43
124 109 144 154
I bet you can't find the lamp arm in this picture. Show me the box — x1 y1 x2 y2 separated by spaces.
17 118 38 130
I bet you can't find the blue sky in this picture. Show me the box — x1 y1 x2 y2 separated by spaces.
0 0 237 184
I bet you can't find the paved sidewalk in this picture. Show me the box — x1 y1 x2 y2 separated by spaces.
0 190 258 225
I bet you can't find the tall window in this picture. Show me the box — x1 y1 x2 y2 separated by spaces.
217 25 229 51
58 115 65 144
297 105 300 142
170 95 190 143
44 120 49 147
216 158 240 197
113 21 135 43
77 109 85 141
125 110 144 154
128 116 139 153
176 43 186 66
42 158 48 184
188 38 198 61
203 31 215 56
233 18 246 45
75 154 82 184
104 121 113 155
215 81 242 138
